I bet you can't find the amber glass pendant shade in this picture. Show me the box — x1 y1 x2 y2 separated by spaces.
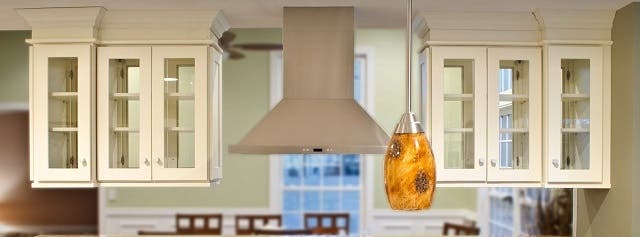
384 112 436 210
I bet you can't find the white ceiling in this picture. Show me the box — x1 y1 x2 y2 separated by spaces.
0 0 635 30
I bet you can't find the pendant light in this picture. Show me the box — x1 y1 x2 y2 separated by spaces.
384 0 436 211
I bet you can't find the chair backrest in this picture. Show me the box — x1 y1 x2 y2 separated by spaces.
442 222 480 236
303 213 350 235
235 214 282 235
175 214 223 235
254 228 312 235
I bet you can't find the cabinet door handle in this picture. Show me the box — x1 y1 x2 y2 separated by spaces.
156 158 162 166
552 159 560 168
490 159 497 167
144 158 150 166
82 158 87 167
478 158 485 167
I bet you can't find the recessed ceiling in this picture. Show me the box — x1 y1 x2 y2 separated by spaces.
0 0 634 30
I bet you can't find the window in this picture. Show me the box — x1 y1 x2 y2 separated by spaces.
275 53 370 234
498 67 513 168
499 115 513 168
281 154 361 233
499 68 513 93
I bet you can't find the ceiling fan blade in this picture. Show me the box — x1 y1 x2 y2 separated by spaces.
228 50 245 60
233 43 283 51
219 31 236 49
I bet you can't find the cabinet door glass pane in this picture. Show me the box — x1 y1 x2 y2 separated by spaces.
497 60 529 169
561 59 590 169
109 59 141 168
443 60 474 169
48 57 78 169
164 58 195 168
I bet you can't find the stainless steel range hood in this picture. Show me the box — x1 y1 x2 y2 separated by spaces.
229 7 390 154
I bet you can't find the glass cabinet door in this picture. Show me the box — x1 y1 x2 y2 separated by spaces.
152 46 208 181
33 44 93 182
431 46 487 182
486 48 542 182
98 47 152 181
547 46 603 183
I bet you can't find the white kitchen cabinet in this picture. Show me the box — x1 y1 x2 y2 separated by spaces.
22 7 228 187
544 45 609 187
426 46 542 185
486 48 542 183
430 46 488 182
415 9 613 187
97 47 152 181
31 44 97 187
98 46 223 185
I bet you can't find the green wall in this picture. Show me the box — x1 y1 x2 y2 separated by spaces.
0 31 30 104
576 3 640 236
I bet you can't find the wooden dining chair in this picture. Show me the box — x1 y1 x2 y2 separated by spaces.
254 228 313 235
304 213 350 235
442 222 480 236
175 213 223 235
234 214 282 235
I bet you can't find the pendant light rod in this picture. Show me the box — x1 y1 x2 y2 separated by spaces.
405 0 413 113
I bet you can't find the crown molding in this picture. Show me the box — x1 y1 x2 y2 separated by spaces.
534 9 615 41
413 11 540 43
17 7 229 45
99 10 229 42
16 7 106 41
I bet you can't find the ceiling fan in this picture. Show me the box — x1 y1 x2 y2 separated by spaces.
218 31 283 60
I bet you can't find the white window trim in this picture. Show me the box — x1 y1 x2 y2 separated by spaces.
268 48 376 233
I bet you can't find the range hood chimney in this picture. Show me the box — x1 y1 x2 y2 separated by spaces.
229 7 390 154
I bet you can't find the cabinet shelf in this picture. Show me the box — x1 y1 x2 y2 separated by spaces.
113 127 139 132
166 127 194 132
112 93 140 100
444 93 473 101
499 128 529 133
50 92 78 99
561 128 590 133
499 94 528 101
561 93 590 102
444 128 473 133
166 93 194 100
50 127 78 132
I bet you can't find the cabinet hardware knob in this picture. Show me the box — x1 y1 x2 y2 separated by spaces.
156 158 162 165
490 159 497 167
552 159 560 168
478 158 485 167
144 158 150 166
82 158 87 167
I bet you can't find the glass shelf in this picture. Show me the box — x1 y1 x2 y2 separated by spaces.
50 92 78 98
112 127 139 133
112 93 140 100
50 127 78 132
444 128 474 133
561 128 590 133
166 93 194 100
444 93 473 101
166 127 194 132
499 94 528 101
499 128 528 133
561 93 590 102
